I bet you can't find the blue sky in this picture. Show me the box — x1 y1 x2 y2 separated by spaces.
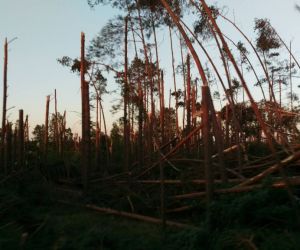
1 0 300 135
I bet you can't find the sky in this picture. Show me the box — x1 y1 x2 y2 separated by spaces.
1 0 300 136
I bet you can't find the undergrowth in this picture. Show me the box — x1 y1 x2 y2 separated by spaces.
1 170 300 249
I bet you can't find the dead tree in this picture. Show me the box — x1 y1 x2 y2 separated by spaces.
201 85 213 206
18 109 24 169
1 38 8 171
160 71 165 144
24 115 29 143
54 89 60 155
81 32 91 190
169 27 179 135
186 54 191 153
44 95 50 162
5 122 12 173
124 16 130 171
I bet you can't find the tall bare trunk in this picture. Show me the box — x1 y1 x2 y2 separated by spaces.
290 41 293 111
81 32 91 190
18 109 24 169
186 54 191 134
169 27 179 135
186 54 191 153
5 122 12 174
1 38 8 171
24 115 29 143
95 95 100 169
99 100 110 169
201 85 213 220
180 35 187 129
44 95 50 162
54 89 59 154
61 111 66 158
160 71 165 144
124 16 130 171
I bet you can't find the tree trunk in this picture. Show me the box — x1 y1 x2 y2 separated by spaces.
186 54 191 134
160 71 165 144
44 95 50 163
1 38 8 172
18 109 24 169
124 16 130 171
169 27 179 135
201 85 213 221
80 32 91 190
95 95 100 169
180 35 187 130
54 89 59 155
5 122 12 174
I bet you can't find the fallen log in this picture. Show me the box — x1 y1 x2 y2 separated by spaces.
166 205 192 213
117 178 241 185
212 144 239 158
171 176 300 200
136 125 202 178
86 204 197 229
237 151 300 187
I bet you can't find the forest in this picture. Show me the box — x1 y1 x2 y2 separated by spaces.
1 0 300 249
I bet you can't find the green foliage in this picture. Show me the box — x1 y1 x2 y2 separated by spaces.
193 4 219 41
254 18 281 52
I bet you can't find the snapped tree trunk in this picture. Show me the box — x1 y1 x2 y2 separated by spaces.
1 38 8 172
44 95 50 163
18 109 24 169
124 16 130 172
80 32 91 190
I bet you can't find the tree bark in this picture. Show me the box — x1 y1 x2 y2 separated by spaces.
1 38 8 172
124 16 130 171
80 32 91 190
169 27 179 135
44 95 50 163
18 109 24 169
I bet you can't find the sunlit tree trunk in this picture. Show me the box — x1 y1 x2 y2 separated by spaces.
169 27 179 135
179 35 187 130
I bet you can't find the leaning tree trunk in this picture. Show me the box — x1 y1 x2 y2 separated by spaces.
186 54 191 153
200 0 298 208
169 27 179 136
180 35 187 130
